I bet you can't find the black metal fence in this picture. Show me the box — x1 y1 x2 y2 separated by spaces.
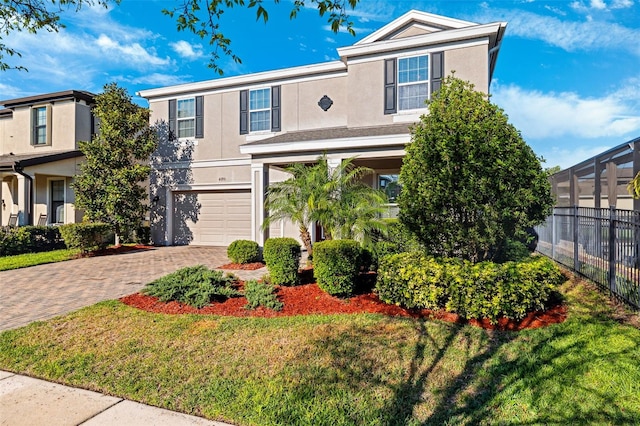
535 206 640 310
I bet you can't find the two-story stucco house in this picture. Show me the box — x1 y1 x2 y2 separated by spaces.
139 10 507 247
0 90 95 227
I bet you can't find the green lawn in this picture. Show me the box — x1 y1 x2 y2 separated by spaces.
0 275 638 425
0 248 80 271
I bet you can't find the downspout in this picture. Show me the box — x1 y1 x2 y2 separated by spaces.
13 164 33 225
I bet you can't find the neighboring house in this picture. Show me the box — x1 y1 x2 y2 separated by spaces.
0 90 96 227
139 10 507 247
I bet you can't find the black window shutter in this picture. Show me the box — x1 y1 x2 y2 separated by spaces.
195 96 204 138
168 99 177 140
431 51 444 94
384 58 397 115
271 85 281 132
239 90 249 135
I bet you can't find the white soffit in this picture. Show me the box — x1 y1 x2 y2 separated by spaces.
354 10 478 46
239 134 411 156
138 61 346 100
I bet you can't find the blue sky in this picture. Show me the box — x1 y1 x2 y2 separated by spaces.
1 0 639 169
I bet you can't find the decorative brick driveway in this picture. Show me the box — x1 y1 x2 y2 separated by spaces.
0 246 266 331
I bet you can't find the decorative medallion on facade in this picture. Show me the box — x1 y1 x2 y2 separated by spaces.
318 95 333 111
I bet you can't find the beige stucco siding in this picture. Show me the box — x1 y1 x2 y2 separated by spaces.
287 76 349 131
0 101 93 154
444 43 489 93
347 61 394 128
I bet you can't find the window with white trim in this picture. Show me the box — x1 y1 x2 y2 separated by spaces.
397 55 429 111
32 106 49 145
177 98 195 138
249 88 271 132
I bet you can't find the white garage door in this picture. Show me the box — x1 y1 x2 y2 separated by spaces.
173 190 251 246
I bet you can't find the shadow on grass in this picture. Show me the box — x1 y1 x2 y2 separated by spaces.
275 301 640 425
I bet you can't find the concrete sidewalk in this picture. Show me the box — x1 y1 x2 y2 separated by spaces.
0 371 234 426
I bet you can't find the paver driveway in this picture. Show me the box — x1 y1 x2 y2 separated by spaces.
0 246 266 331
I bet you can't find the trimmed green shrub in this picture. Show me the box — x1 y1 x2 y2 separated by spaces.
244 279 283 311
0 226 65 256
376 253 564 323
59 223 113 253
495 238 532 263
142 265 240 308
263 238 301 286
227 239 261 264
313 239 362 297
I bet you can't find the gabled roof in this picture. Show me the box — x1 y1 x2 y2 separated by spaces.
0 90 95 109
355 10 478 45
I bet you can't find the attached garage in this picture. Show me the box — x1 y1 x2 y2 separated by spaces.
172 190 251 246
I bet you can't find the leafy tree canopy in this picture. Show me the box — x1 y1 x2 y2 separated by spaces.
72 82 158 244
1 0 358 73
398 76 553 263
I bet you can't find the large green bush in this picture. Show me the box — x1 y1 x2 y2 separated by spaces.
263 238 301 286
142 265 240 308
0 226 65 256
376 253 564 323
313 239 362 297
227 239 261 264
59 223 113 253
398 77 553 263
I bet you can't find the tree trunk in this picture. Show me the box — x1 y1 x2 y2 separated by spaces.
114 223 121 246
299 226 313 258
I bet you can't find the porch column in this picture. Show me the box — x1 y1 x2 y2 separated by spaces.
16 173 33 226
251 163 269 246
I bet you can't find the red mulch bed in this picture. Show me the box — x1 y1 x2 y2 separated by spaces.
217 262 265 270
119 282 567 331
78 244 155 258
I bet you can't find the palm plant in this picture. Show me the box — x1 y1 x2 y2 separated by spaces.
262 155 388 257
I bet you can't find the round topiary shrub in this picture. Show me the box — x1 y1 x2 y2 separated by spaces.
227 239 261 264
313 239 362 297
263 238 301 286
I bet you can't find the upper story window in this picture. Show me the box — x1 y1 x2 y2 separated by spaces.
398 55 429 111
32 105 51 145
177 98 195 138
240 86 281 135
249 88 271 132
384 51 443 115
168 96 203 140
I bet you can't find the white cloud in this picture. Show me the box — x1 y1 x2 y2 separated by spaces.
0 83 24 100
474 9 640 56
169 41 204 60
571 0 634 11
96 34 170 67
127 73 192 87
611 0 634 8
324 36 336 44
491 82 640 141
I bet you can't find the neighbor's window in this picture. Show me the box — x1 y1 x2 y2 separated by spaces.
177 98 195 138
398 55 429 110
249 88 271 132
32 106 48 145
50 180 65 224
